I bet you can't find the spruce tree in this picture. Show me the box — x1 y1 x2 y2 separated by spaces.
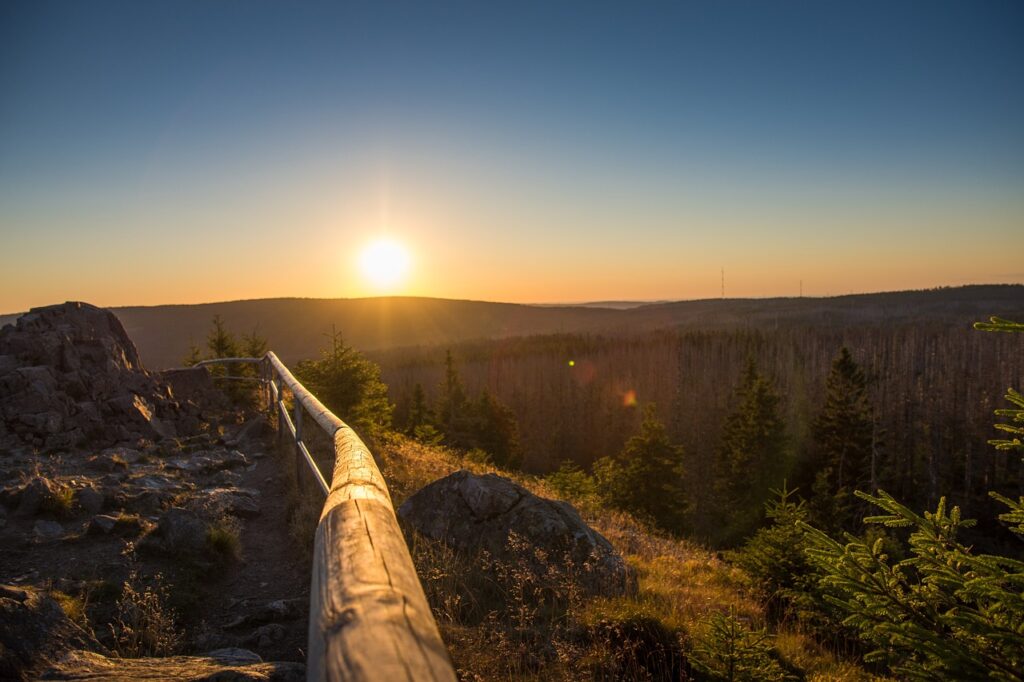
183 341 203 367
712 359 788 544
805 347 877 532
472 390 521 468
241 325 268 359
406 383 431 433
598 403 687 531
294 330 393 439
206 315 239 359
436 349 472 448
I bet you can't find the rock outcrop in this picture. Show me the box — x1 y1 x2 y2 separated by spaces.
0 585 106 681
399 470 634 597
0 302 201 451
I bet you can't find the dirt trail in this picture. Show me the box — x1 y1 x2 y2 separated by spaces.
194 429 311 661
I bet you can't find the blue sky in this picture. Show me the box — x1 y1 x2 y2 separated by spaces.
1 1 1022 310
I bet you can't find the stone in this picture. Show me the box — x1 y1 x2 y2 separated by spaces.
399 470 634 597
15 477 61 517
190 487 261 519
211 469 244 487
227 415 273 447
33 520 64 540
87 514 118 535
165 448 248 474
115 490 173 514
77 487 104 515
243 623 287 648
139 507 210 554
84 453 129 472
223 599 302 630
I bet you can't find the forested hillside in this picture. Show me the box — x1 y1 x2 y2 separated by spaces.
3 285 1018 369
377 320 1024 547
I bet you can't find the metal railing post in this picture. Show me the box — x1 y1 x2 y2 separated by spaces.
294 399 304 488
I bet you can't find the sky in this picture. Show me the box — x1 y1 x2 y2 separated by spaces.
1 0 1022 312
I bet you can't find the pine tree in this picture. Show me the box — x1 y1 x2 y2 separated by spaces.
711 359 788 543
183 341 203 367
472 390 521 468
206 315 239 359
406 383 431 433
241 325 268 359
294 330 393 439
436 349 472 448
596 403 687 531
804 348 877 531
203 315 243 398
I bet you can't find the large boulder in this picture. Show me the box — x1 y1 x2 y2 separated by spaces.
0 302 201 451
398 470 634 597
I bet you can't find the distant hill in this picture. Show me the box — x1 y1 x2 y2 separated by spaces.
2 285 1021 369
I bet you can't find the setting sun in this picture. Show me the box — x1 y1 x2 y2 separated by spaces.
359 238 411 290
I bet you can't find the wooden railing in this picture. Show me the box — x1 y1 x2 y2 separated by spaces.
191 352 456 682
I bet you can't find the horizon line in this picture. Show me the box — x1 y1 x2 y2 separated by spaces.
2 282 1022 318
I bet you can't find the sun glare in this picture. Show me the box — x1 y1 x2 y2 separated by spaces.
359 238 411 290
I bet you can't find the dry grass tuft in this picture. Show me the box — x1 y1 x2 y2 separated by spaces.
111 571 182 658
205 516 241 562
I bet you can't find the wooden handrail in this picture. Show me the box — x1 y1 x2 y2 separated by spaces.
185 353 456 682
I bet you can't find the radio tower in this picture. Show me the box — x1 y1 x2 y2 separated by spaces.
721 267 725 299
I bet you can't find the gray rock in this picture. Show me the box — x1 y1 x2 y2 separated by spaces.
33 520 64 540
227 415 273 447
243 623 287 648
399 470 634 597
191 487 261 519
165 449 248 474
115 490 173 514
15 477 60 517
87 514 118 535
223 598 302 630
77 486 104 514
140 507 210 554
130 474 184 492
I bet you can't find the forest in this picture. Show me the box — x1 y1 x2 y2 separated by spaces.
374 320 1024 548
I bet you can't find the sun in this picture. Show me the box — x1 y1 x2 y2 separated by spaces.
359 238 411 289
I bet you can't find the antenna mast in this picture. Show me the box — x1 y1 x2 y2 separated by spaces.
721 267 725 299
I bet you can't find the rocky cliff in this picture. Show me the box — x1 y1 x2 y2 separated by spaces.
0 302 202 452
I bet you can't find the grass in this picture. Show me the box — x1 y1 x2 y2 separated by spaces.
45 485 77 518
375 433 885 681
205 516 241 561
50 589 89 628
